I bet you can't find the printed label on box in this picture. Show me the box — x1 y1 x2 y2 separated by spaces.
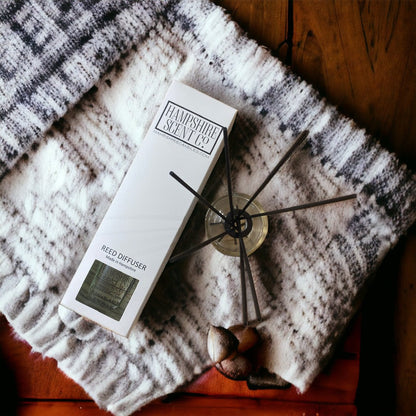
156 101 222 155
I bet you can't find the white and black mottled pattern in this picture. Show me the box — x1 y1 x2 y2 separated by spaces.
0 1 415 415
0 0 170 178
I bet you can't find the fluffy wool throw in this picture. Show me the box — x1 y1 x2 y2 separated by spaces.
1 1 415 415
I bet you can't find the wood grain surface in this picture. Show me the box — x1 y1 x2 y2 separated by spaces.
215 2 416 415
1 1 415 415
0 313 360 414
16 398 357 416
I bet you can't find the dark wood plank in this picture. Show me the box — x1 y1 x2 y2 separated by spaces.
290 2 416 415
18 397 357 416
17 401 110 416
213 0 289 61
292 0 416 168
395 233 416 416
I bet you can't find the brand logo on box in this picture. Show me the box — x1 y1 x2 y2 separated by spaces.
156 101 222 155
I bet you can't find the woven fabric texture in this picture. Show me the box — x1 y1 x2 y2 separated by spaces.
1 1 415 415
0 0 168 178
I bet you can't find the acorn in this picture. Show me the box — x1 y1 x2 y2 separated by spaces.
216 354 253 380
207 325 239 363
228 324 260 353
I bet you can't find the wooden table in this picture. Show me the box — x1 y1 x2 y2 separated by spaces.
1 1 415 415
0 313 361 415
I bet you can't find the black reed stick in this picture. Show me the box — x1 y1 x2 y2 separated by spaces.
169 171 226 220
236 212 261 323
223 127 235 218
169 230 228 263
251 193 357 218
239 236 248 325
243 130 309 211
239 234 262 322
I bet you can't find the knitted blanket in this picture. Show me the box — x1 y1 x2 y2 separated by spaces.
1 1 415 415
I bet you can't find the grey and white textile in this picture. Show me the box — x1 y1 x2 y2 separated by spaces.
1 1 415 415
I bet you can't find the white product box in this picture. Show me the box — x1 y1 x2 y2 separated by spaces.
60 81 237 336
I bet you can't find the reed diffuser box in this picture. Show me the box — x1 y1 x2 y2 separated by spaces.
60 81 237 336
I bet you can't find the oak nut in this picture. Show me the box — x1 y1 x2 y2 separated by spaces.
216 354 253 380
207 325 238 363
228 324 260 353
